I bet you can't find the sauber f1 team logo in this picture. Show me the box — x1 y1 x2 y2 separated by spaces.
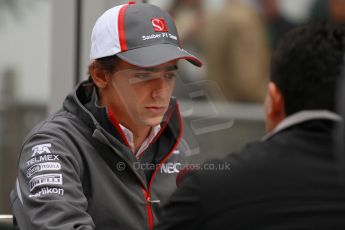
151 18 168 32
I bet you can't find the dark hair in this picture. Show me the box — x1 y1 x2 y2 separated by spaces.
88 55 120 79
270 22 345 115
87 55 120 90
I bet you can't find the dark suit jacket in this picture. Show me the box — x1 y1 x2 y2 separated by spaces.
155 119 345 230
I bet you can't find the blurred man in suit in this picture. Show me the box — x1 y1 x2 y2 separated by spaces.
155 22 345 230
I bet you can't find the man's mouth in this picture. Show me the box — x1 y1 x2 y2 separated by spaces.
145 106 166 114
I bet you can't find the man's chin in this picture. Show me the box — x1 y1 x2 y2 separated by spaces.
142 116 164 127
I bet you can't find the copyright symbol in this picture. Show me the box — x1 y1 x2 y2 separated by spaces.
117 162 126 171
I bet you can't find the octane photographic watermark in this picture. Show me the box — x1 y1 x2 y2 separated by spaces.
116 161 231 172
116 162 126 171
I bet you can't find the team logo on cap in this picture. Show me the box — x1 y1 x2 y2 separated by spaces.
151 18 168 32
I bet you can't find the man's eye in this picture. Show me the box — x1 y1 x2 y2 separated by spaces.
134 73 151 80
165 72 177 79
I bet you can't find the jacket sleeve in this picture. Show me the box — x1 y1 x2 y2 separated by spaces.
154 172 202 230
11 133 95 230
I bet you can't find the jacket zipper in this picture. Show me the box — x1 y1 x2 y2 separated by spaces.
143 138 182 230
96 102 183 230
142 189 154 230
93 129 154 229
144 102 183 230
95 122 182 230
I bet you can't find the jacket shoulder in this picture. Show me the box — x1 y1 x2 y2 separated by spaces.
23 109 87 143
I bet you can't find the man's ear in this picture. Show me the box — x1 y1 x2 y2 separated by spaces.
89 63 109 89
265 82 286 132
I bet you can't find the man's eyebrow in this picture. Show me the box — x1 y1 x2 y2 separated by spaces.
139 65 178 72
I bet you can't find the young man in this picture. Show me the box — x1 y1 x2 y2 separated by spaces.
155 23 345 229
11 2 202 230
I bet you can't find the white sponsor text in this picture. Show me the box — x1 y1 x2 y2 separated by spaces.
29 174 63 192
26 162 61 178
29 187 64 198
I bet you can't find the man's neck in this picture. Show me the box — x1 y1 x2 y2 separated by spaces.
119 122 161 155
98 93 154 153
130 125 151 153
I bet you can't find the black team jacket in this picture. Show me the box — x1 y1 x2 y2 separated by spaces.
11 80 188 230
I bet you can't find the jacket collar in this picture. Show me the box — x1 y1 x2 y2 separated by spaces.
263 110 342 141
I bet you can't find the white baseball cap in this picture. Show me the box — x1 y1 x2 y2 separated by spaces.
90 2 202 68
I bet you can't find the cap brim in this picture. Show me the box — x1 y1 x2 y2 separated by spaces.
116 43 202 68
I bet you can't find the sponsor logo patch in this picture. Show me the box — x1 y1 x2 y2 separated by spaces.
29 174 62 192
26 154 59 167
31 143 52 157
29 187 64 198
26 162 61 178
151 18 168 32
160 162 181 174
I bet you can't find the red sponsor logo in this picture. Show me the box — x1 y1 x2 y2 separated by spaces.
151 18 168 32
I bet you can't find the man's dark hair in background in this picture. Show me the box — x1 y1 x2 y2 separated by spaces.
155 22 345 230
271 23 345 115
265 22 345 132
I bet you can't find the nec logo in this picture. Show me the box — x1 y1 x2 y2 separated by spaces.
160 163 181 174
151 18 168 32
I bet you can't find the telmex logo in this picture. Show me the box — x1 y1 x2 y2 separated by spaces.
26 162 61 178
29 174 62 192
26 154 60 167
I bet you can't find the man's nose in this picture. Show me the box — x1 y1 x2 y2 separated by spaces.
151 77 169 99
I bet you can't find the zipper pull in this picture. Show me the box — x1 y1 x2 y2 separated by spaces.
147 197 160 205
